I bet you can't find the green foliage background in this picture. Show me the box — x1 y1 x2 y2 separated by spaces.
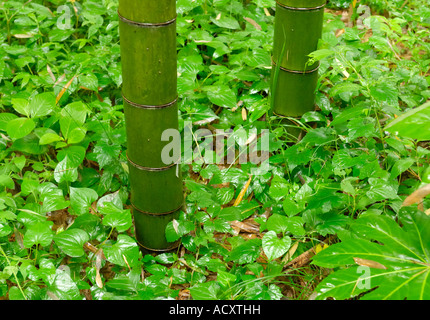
0 0 429 300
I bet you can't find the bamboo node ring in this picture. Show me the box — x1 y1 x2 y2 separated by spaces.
118 10 177 27
275 1 327 11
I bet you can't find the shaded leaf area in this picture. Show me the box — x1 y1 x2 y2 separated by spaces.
313 208 430 300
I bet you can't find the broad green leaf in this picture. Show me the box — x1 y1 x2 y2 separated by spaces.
165 219 195 242
39 132 63 145
266 214 304 235
390 158 415 179
67 127 86 144
216 206 241 221
0 113 18 131
262 231 291 261
101 205 132 232
227 238 262 264
79 73 98 91
330 82 362 98
54 155 78 183
216 187 235 205
313 209 430 300
29 92 56 118
284 197 304 215
7 117 35 140
366 178 399 202
216 270 237 289
57 146 86 167
210 15 240 29
104 234 140 267
23 221 54 248
54 228 89 257
0 223 12 237
11 133 47 155
47 268 81 300
0 175 14 189
205 85 237 109
69 213 102 239
268 176 289 201
190 281 221 300
59 117 83 143
69 187 98 215
370 83 398 104
11 98 30 117
385 100 430 141
60 101 88 125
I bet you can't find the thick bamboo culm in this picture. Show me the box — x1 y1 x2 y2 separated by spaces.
271 0 326 118
118 0 183 251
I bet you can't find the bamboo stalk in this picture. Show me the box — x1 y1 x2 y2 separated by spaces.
270 0 326 118
119 0 183 251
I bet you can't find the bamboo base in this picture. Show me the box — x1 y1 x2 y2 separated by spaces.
271 66 319 117
133 207 182 251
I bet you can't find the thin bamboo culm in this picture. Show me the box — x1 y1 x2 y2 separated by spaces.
118 0 183 251
271 0 326 118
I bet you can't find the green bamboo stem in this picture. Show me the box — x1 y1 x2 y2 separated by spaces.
271 0 326 118
119 0 183 251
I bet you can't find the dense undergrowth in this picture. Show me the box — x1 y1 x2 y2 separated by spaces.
0 0 429 300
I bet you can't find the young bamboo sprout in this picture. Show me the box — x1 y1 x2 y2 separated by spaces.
271 0 326 118
118 0 183 251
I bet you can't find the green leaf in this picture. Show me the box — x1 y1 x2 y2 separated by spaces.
313 209 430 300
57 146 86 167
210 15 240 29
190 281 221 300
205 85 237 109
282 198 303 217
54 155 78 183
267 214 306 236
69 187 98 216
165 219 195 242
370 82 398 104
54 228 89 257
79 73 99 91
385 100 430 141
390 158 415 179
23 221 54 248
216 270 237 289
0 175 14 189
60 101 88 125
101 204 132 232
227 238 262 264
217 206 241 221
262 231 291 261
366 178 399 202
7 117 36 140
0 223 12 237
216 187 235 205
11 98 30 117
104 234 140 267
0 113 18 131
330 82 362 97
29 92 56 118
39 132 63 145
48 268 81 300
268 176 289 201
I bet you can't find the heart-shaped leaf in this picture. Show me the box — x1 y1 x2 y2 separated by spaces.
262 231 292 261
54 228 89 257
7 117 35 140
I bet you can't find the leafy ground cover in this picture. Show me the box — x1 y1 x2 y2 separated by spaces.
0 0 429 300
